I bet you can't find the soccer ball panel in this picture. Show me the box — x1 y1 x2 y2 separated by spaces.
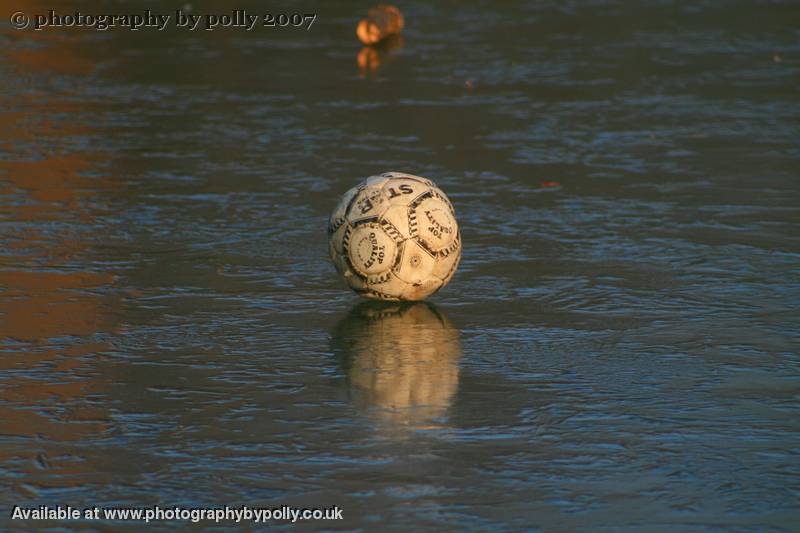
347 186 390 224
329 221 350 255
381 205 412 240
392 239 435 285
433 241 461 281
439 253 460 286
364 272 406 300
330 185 360 232
345 223 397 277
381 178 432 206
330 244 344 274
345 272 369 291
332 249 369 291
401 277 443 301
410 196 458 254
430 186 457 216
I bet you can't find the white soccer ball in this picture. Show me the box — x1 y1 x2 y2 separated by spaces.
328 171 461 301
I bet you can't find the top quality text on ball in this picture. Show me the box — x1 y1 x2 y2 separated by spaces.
16 9 317 31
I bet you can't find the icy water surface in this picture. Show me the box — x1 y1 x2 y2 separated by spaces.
1 0 799 530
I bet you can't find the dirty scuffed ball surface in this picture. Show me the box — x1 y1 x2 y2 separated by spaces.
328 172 461 301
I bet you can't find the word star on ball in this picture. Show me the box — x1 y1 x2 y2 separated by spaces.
328 172 461 301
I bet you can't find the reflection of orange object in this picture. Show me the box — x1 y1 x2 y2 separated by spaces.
357 5 404 45
0 271 116 340
540 181 561 188
357 46 380 73
357 34 404 75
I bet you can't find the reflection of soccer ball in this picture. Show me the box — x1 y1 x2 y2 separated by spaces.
330 301 462 431
328 172 461 301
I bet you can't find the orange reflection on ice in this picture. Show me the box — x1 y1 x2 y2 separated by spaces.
0 10 120 496
357 34 404 76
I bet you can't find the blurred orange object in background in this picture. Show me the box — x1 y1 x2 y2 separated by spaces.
357 5 404 45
